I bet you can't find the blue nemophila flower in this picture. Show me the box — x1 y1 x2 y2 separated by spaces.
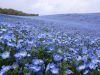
48 46 55 51
28 65 41 72
0 51 10 59
82 47 88 54
11 63 18 69
88 63 97 70
27 39 34 45
96 50 100 58
83 70 89 75
98 69 100 72
76 55 82 61
46 63 56 72
32 59 44 65
91 57 100 64
57 48 63 54
0 29 7 32
46 63 59 74
14 51 27 59
90 40 95 44
82 55 88 63
27 54 31 57
0 70 4 75
53 53 63 61
18 39 23 43
0 65 11 75
50 68 59 74
64 69 73 75
77 64 86 71
7 42 15 47
7 30 14 34
2 34 12 42
24 73 31 75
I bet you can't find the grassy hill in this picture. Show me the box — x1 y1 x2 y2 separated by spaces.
0 8 39 16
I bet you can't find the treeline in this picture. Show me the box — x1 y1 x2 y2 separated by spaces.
0 8 39 16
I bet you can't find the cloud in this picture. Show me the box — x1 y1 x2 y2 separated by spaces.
0 0 100 15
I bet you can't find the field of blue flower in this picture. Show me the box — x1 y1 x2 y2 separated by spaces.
0 14 100 75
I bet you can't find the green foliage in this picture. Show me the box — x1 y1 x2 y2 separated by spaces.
0 8 39 16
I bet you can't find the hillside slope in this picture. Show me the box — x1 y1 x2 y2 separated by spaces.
0 13 100 36
23 13 100 35
0 8 39 16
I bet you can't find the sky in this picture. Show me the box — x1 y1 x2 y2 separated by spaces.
0 0 100 15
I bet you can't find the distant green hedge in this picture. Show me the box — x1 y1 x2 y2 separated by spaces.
0 8 39 16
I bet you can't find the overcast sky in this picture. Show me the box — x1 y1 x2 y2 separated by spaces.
0 0 100 15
